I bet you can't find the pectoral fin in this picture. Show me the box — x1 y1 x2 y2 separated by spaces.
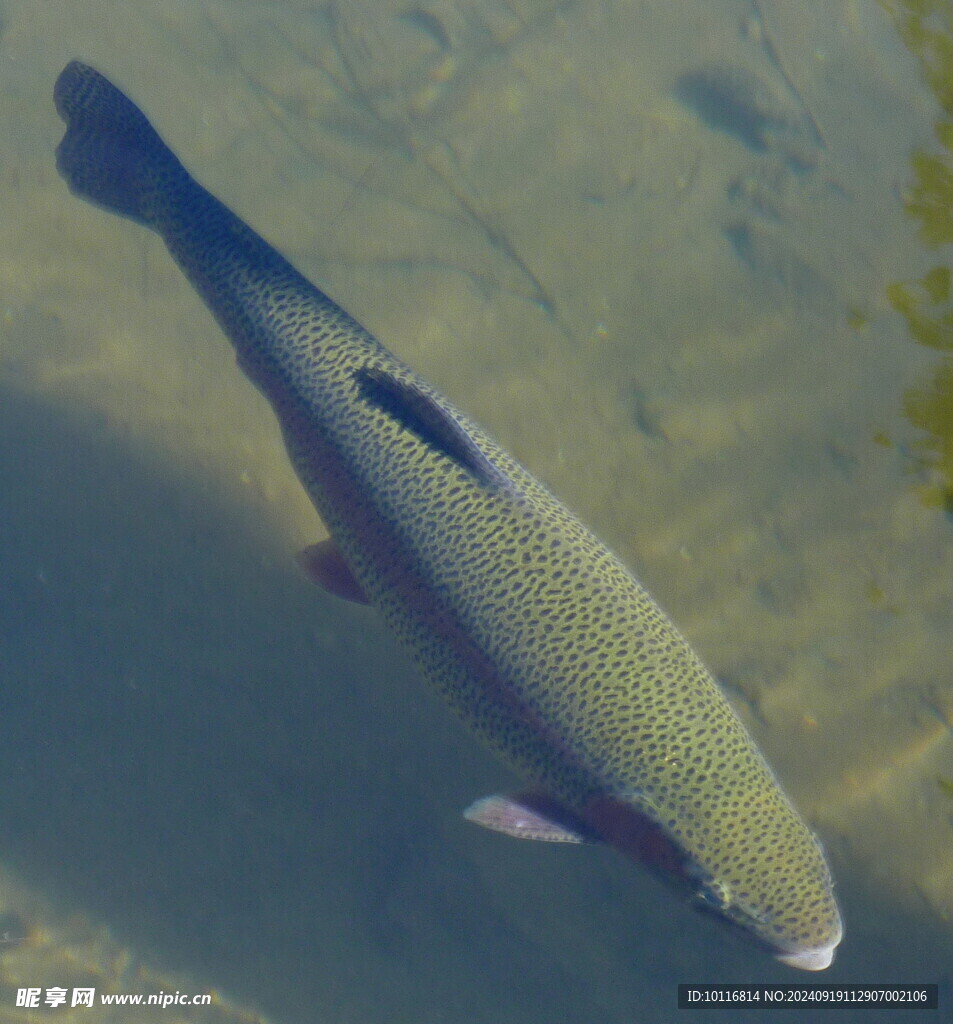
297 538 370 604
463 791 600 844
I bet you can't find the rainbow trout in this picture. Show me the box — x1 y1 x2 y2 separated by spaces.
54 61 841 969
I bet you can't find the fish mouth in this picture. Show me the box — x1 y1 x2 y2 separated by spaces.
774 941 838 971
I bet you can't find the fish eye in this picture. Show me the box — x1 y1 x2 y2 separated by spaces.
692 876 731 912
693 881 776 937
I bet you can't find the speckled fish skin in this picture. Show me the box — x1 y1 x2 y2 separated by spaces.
54 61 842 969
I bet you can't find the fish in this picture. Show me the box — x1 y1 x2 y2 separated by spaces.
54 60 842 970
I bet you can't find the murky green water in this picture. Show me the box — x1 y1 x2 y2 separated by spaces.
1 1 951 1020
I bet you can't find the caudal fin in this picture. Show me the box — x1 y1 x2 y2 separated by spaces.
54 61 181 227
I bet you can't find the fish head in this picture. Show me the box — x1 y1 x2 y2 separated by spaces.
687 852 843 970
583 789 842 969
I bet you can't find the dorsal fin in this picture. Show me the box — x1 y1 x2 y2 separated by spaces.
353 365 509 489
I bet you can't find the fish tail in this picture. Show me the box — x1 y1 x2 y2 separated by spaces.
54 61 180 228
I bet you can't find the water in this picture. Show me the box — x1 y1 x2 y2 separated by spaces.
0 0 951 1020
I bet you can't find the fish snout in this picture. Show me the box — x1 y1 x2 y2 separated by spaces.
774 913 843 971
775 941 838 971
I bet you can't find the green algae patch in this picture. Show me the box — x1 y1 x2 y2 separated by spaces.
884 0 953 507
